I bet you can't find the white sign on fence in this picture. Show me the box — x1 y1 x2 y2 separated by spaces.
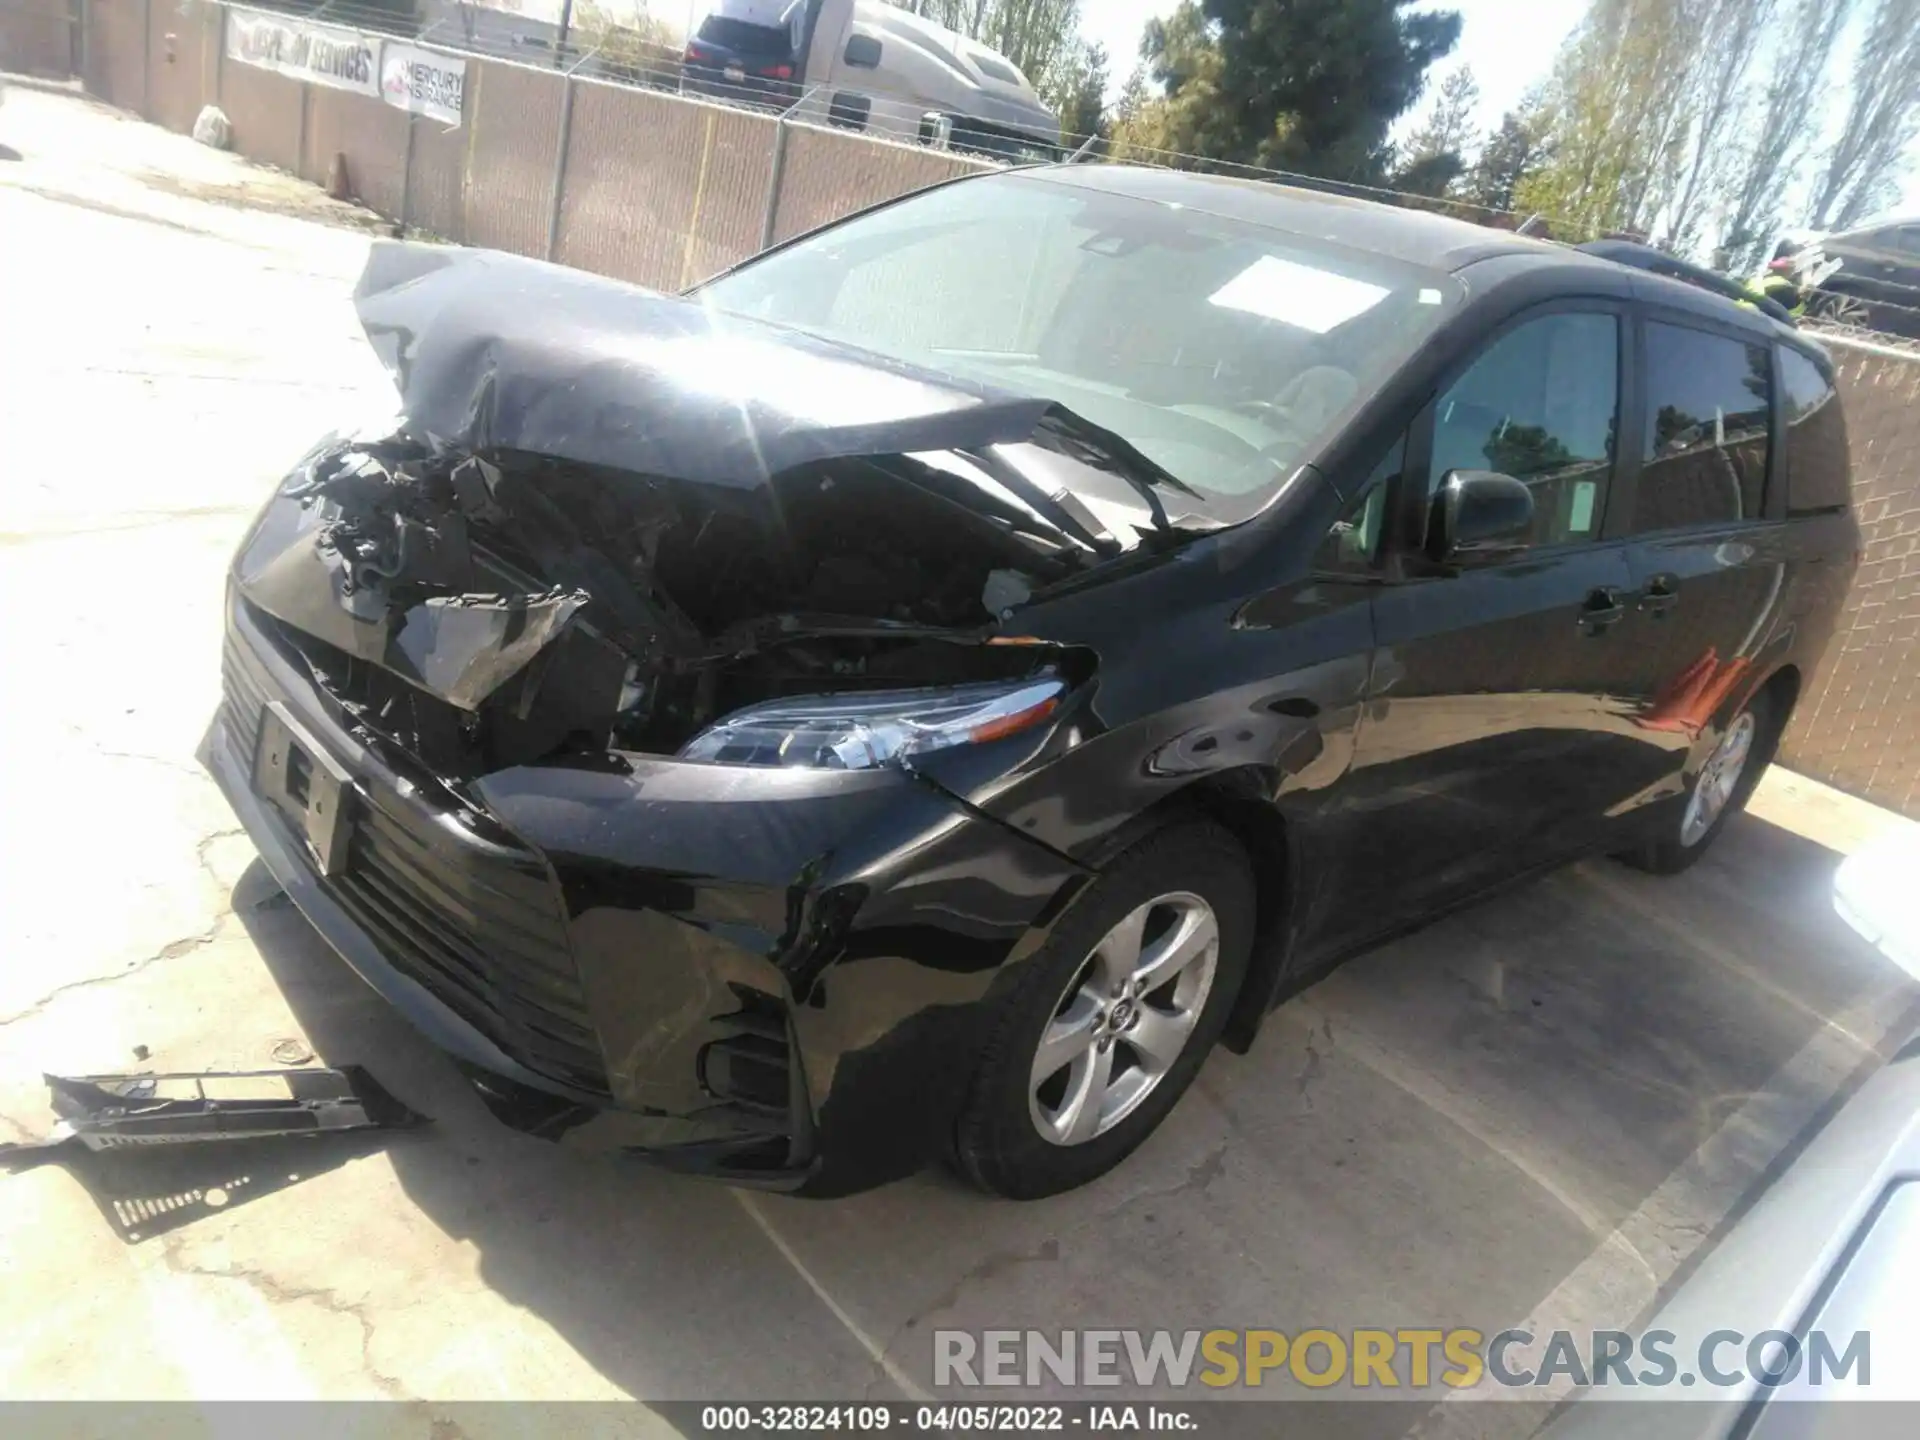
225 10 382 97
379 42 466 128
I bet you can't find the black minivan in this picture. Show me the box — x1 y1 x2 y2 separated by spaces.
205 166 1859 1198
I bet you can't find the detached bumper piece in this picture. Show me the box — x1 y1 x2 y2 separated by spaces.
1 1068 429 1244
0 1067 428 1162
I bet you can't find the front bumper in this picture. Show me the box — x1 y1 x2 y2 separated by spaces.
205 597 1089 1193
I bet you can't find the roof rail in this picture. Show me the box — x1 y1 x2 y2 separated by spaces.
1576 239 1796 327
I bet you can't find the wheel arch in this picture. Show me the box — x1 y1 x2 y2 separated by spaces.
1070 767 1297 1057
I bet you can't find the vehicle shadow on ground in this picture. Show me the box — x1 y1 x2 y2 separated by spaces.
233 806 1912 1418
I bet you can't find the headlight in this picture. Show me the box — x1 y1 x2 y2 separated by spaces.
678 677 1064 770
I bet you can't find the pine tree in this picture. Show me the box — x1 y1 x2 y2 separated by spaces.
1394 65 1480 196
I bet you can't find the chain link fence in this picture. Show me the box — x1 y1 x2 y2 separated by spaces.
7 0 1920 818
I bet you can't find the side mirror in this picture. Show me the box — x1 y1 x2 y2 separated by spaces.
1428 469 1533 564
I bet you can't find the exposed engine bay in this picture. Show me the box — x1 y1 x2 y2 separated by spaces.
238 437 1100 778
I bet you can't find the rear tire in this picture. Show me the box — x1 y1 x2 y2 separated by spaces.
953 823 1254 1199
1622 691 1773 876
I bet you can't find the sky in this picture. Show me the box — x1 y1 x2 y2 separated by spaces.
1079 0 1920 214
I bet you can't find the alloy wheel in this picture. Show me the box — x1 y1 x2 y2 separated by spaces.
1028 892 1220 1147
1681 711 1757 847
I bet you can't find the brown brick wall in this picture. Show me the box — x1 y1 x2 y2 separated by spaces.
1778 340 1920 818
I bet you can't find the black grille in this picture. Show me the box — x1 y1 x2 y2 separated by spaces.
222 639 610 1097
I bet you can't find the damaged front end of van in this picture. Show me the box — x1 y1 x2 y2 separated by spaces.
201 244 1215 1194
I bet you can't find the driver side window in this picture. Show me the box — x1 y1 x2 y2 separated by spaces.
1428 311 1619 547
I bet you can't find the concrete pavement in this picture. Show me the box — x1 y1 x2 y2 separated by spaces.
2 81 1917 1430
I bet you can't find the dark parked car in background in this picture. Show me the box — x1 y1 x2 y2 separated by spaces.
1795 216 1920 338
202 167 1860 1200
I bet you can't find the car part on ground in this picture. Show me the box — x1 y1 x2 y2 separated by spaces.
0 1067 428 1165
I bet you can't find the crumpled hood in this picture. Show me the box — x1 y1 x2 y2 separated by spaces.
227 245 1182 773
354 242 1059 488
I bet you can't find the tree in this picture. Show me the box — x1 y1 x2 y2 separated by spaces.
1461 109 1548 214
573 1 681 81
1514 0 1708 241
1806 0 1920 228
1715 0 1856 271
1130 0 1462 182
1110 5 1232 165
886 0 1084 102
1485 423 1575 477
1657 0 1780 253
1042 41 1110 147
1394 64 1480 196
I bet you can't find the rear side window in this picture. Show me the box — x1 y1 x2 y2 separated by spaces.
1780 348 1851 514
1632 323 1771 533
1428 311 1619 547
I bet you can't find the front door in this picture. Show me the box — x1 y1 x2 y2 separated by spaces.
1335 305 1665 935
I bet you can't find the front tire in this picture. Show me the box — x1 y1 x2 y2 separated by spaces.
1623 691 1772 876
953 823 1254 1199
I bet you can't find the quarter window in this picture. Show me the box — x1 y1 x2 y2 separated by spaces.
1632 323 1771 533
845 34 882 67
1780 347 1850 515
1428 312 1619 547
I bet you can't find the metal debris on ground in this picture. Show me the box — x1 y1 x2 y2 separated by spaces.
0 1066 428 1164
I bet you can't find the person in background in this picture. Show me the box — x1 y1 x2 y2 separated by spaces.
1753 241 1808 320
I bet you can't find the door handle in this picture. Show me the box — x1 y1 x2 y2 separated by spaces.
1579 587 1627 635
1639 574 1680 619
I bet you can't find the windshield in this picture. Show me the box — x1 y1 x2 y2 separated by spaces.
698 171 1462 519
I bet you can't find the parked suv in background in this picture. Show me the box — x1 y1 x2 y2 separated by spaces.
681 7 803 108
203 168 1860 1200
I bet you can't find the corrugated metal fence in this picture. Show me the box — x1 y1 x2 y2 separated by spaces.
44 0 992 292
8 0 1920 820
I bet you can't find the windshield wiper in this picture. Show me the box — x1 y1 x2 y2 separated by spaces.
1033 406 1205 536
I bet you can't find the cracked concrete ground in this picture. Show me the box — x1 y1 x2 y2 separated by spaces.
4 82 1919 1430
